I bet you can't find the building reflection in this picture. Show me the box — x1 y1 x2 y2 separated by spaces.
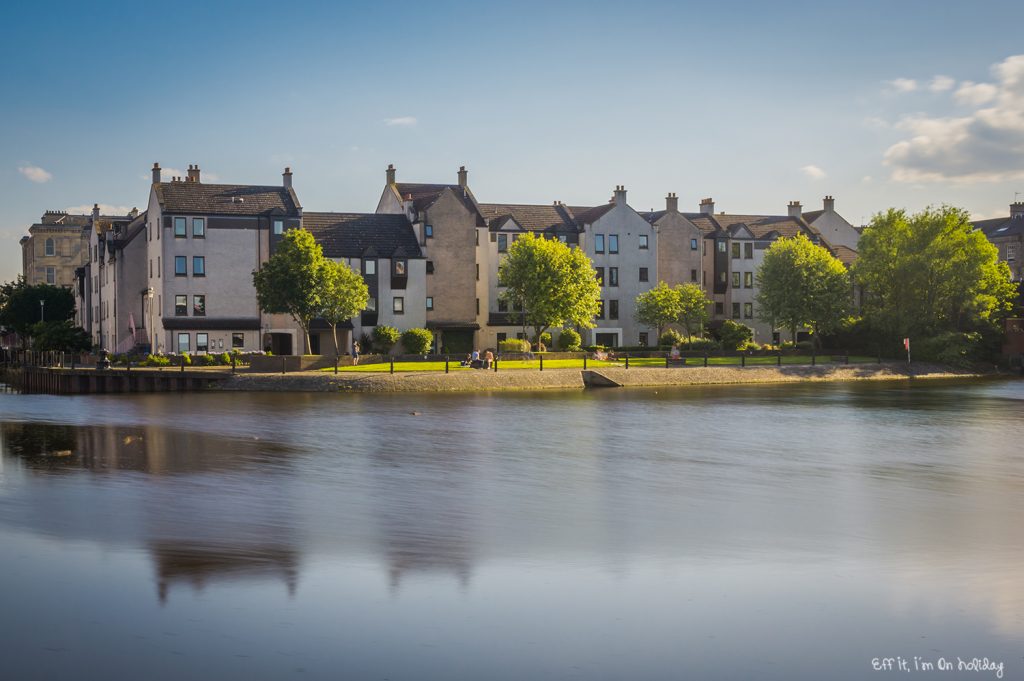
150 542 299 604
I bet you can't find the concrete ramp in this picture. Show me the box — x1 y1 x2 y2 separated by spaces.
582 370 622 388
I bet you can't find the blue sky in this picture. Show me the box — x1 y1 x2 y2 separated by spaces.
3 0 1024 281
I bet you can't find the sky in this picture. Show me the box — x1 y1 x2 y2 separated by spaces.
3 0 1024 281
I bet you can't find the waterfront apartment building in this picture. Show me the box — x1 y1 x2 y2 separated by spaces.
974 202 1024 314
21 210 93 287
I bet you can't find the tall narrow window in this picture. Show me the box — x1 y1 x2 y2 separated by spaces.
366 297 377 312
44 238 55 256
691 238 698 250
193 218 205 238
498 299 508 312
46 267 56 284
639 267 649 282
175 295 187 316
273 219 284 235
425 224 433 238
426 297 434 311
732 302 741 319
193 256 205 276
174 217 187 237
364 259 376 275
232 333 244 349
609 300 619 320
595 267 604 286
597 300 605 320
594 234 605 253
609 234 619 254
744 242 753 259
498 234 508 252
744 303 753 319
426 261 434 274
193 295 206 316
691 269 698 282
639 234 649 250
175 256 186 276
177 333 189 353
731 242 741 258
393 296 404 314
475 263 479 280
609 267 619 286
732 272 740 288
196 333 209 353
744 272 753 288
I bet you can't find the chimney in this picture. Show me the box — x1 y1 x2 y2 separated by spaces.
823 195 835 213
457 165 468 188
613 185 627 205
788 200 802 218
283 167 293 189
187 164 201 183
92 203 100 222
152 162 161 184
386 164 396 185
699 197 715 214
129 207 139 218
666 192 678 213
1011 202 1024 219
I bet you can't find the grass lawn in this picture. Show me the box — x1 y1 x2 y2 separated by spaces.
320 355 879 372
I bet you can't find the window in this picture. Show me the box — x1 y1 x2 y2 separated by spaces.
498 234 508 252
476 263 479 280
1007 243 1018 261
639 234 649 250
475 230 479 246
731 243 741 258
497 333 507 343
174 217 186 237
498 299 508 312
425 224 433 238
393 259 407 276
46 267 56 284
149 259 153 278
594 234 605 253
719 272 726 284
175 256 187 276
157 256 161 278
393 296 404 314
715 302 724 315
690 269 698 282
732 302 741 319
512 299 523 312
639 267 649 282
273 219 284 235
609 234 619 253
193 218 205 238
364 259 376 275
175 295 188 316
425 260 434 274
744 272 753 288
558 235 567 243
476 298 480 315
609 267 619 287
744 302 753 319
732 272 740 288
196 333 209 354
193 295 206 316
426 296 434 311
193 256 205 276
639 332 648 347
366 297 377 312
597 300 605 320
44 238 55 256
744 242 753 259
717 241 726 252
232 333 244 349
595 267 605 286
691 238 698 251
609 300 619 320
177 333 190 353
702 271 706 286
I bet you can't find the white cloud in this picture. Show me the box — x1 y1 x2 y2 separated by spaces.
18 165 52 183
65 204 136 216
384 116 417 127
954 81 999 106
884 54 1024 183
861 175 874 183
886 78 918 93
801 164 827 180
929 75 955 92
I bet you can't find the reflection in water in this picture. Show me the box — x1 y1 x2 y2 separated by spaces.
151 542 299 604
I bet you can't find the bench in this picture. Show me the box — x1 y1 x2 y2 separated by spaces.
665 357 687 367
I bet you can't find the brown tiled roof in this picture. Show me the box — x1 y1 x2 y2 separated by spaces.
155 182 299 216
706 213 815 239
567 203 615 225
392 182 486 225
681 213 720 233
478 203 579 233
831 244 858 266
302 212 422 259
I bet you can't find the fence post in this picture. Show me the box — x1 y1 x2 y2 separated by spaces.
281 356 286 374
845 353 850 365
445 355 449 374
390 357 394 374
703 352 708 367
625 354 629 370
583 355 587 370
777 352 782 366
741 354 745 367
334 356 339 374
811 351 816 366
181 355 186 373
665 355 669 369
539 355 543 372
232 354 237 374
494 357 498 372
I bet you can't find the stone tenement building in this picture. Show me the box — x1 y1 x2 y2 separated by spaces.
21 209 103 287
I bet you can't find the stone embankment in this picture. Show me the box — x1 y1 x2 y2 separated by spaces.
214 363 978 393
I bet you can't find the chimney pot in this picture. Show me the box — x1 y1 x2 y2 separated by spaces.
152 162 161 184
666 193 679 213
1011 202 1024 218
186 165 201 183
788 201 802 218
823 195 835 212
457 165 468 188
386 164 396 185
283 166 293 189
699 197 715 214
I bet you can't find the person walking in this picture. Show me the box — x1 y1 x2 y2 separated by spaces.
352 340 360 366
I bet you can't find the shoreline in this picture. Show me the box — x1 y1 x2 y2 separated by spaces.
212 362 992 393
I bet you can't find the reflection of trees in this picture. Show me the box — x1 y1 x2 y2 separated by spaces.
0 423 78 471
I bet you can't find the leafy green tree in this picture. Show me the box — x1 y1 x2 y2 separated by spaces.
717 319 754 351
252 229 327 354
401 328 433 354
0 279 76 346
677 283 711 338
30 321 92 352
497 232 601 345
319 259 369 356
634 281 682 338
854 206 1015 342
373 325 401 353
756 233 850 347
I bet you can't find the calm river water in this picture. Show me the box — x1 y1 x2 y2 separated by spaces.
1 379 1022 680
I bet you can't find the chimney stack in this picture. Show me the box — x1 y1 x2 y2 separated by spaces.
283 167 293 189
92 203 100 222
788 200 802 218
666 192 678 213
386 164 396 185
1011 202 1024 219
187 164 201 183
458 165 468 188
613 185 627 205
823 195 835 213
152 162 161 184
699 197 715 215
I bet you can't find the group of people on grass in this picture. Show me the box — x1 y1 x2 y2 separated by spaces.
461 349 495 369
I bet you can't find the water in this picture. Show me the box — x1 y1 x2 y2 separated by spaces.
0 380 1022 680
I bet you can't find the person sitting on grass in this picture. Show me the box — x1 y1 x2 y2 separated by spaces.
593 348 607 361
483 349 494 369
460 353 472 367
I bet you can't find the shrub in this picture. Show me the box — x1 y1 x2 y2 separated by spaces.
683 336 718 352
195 353 217 366
373 326 401 353
557 328 581 351
499 338 531 353
795 340 815 352
717 320 753 351
178 352 192 366
218 352 232 365
659 329 685 348
358 332 374 353
539 332 552 348
914 331 983 368
140 354 171 367
401 328 433 355
739 340 761 352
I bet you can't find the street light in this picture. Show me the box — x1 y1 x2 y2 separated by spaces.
40 300 45 323
145 287 155 353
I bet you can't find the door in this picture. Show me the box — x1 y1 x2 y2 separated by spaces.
270 333 293 356
596 332 618 348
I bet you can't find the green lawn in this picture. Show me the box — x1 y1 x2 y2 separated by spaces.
320 355 878 372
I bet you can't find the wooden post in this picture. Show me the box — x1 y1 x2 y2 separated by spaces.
625 354 629 370
583 355 587 370
777 352 782 366
334 356 339 374
539 355 543 372
445 355 449 374
811 351 816 366
282 356 286 374
390 357 394 374
493 357 498 372
703 352 708 367
232 354 237 374
181 355 186 373
665 355 669 369
741 354 745 367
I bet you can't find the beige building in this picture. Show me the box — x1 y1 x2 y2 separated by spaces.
21 210 92 287
974 202 1024 282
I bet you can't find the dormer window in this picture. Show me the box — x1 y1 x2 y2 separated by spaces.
273 219 284 235
498 234 508 252
364 259 376 276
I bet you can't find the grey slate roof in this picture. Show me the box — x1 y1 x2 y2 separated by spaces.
567 203 615 225
392 182 486 226
683 212 817 240
801 209 825 223
302 212 423 259
155 182 300 216
974 215 1024 237
478 203 579 233
641 210 668 224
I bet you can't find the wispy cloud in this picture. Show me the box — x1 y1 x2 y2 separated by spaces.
801 164 827 180
929 75 955 92
861 175 874 184
885 78 918 93
884 54 1024 183
66 204 136 215
18 165 52 183
384 116 417 127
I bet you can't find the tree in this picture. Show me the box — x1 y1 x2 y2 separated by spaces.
252 229 327 354
0 279 77 347
319 259 369 356
677 283 711 338
401 328 433 354
756 233 850 347
373 325 401 353
30 321 92 352
634 281 682 339
497 232 601 345
854 206 1015 341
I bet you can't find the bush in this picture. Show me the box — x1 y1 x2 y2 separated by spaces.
659 329 685 348
717 320 753 351
195 353 217 366
683 336 718 352
914 331 983 368
218 352 232 365
739 340 761 352
140 354 171 367
401 328 433 355
539 332 552 348
177 352 192 366
795 340 815 352
557 328 581 351
373 326 401 353
358 332 373 353
499 338 531 353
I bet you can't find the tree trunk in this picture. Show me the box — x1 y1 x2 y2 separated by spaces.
330 323 339 356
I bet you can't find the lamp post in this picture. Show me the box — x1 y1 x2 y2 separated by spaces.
40 300 45 323
145 287 155 353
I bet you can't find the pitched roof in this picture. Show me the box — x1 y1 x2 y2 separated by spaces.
113 211 148 248
974 215 1024 238
567 203 615 225
155 182 300 216
801 209 825 223
302 212 422 259
478 202 579 233
392 183 485 225
831 244 858 266
641 210 668 224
